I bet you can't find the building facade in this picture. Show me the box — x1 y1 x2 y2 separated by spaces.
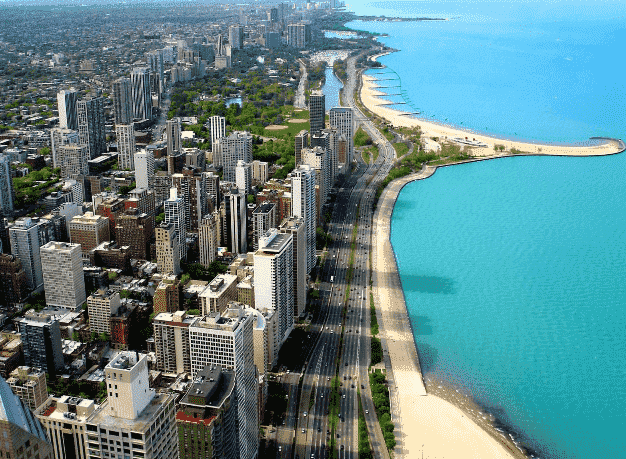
40 241 86 311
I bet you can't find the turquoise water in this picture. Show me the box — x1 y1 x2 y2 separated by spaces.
322 67 344 110
390 154 626 458
347 1 626 143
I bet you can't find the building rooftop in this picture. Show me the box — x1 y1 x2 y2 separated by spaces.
258 230 291 253
201 274 238 298
87 392 174 432
180 365 235 410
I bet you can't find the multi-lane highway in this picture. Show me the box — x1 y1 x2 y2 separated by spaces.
278 48 397 459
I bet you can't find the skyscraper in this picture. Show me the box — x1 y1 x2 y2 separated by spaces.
189 305 259 459
287 23 311 48
215 131 253 182
9 217 49 290
77 96 106 159
18 311 64 377
40 241 86 311
153 311 196 374
228 188 247 254
156 222 181 275
131 67 152 120
309 90 325 135
0 373 53 459
146 49 164 98
69 212 111 253
199 212 219 267
0 154 15 216
210 115 226 161
0 253 28 305
235 160 252 194
229 25 245 49
134 149 154 189
57 89 78 130
116 123 136 170
171 170 209 231
291 165 316 274
57 144 90 179
166 118 181 155
295 129 309 166
112 77 132 125
279 216 307 318
302 145 330 207
254 229 294 344
329 107 354 165
87 289 120 336
164 188 187 261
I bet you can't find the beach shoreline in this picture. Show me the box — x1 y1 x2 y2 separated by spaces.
360 53 624 157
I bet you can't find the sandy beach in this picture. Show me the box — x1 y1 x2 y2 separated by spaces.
373 167 528 459
361 74 624 157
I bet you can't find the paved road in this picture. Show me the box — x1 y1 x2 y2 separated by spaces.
286 47 399 459
295 59 308 109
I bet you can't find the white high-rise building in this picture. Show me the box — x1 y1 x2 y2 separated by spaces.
229 25 245 49
57 89 78 130
252 202 276 251
279 217 307 318
134 149 155 189
235 160 252 194
50 128 79 168
228 188 247 254
329 107 354 165
210 115 227 162
116 123 136 170
131 67 152 120
87 289 120 336
254 229 294 344
215 131 253 182
287 23 311 49
112 77 132 125
291 165 316 274
9 218 50 290
166 118 181 155
189 305 259 459
302 146 330 205
0 154 15 215
199 212 219 267
105 352 155 419
40 241 86 311
251 160 268 185
164 188 187 261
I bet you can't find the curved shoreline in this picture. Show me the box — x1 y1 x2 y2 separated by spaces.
362 52 624 156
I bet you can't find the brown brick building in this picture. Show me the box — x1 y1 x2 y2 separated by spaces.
116 209 154 260
0 254 28 305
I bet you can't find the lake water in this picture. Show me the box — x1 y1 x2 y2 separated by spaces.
322 67 343 110
346 1 626 458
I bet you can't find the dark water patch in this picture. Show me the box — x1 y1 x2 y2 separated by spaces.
401 273 455 294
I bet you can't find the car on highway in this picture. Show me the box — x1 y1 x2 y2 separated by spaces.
303 411 307 417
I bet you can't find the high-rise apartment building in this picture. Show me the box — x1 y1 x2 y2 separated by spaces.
229 25 245 49
248 305 279 374
0 374 54 459
329 107 354 165
166 118 181 155
134 149 155 190
156 223 181 275
214 131 253 182
69 212 110 253
85 352 178 459
87 289 120 336
57 144 90 179
279 217 307 318
164 188 187 261
206 171 220 209
0 253 28 305
255 229 294 344
146 49 164 97
116 123 136 170
50 127 79 168
199 212 219 267
252 202 276 251
235 160 252 194
228 188 247 254
0 154 14 216
287 23 311 48
116 209 153 260
177 365 238 459
209 115 226 155
131 67 152 120
295 129 309 166
40 242 86 311
93 195 126 240
199 274 238 315
251 160 269 185
7 366 48 412
153 310 196 374
57 89 78 130
188 306 258 459
171 170 209 231
302 145 330 206
18 311 64 377
112 77 132 125
9 217 49 290
291 165 316 274
77 96 106 159
309 91 325 135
